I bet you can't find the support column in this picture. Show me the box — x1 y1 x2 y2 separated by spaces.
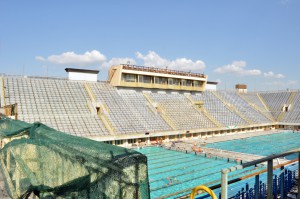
255 174 260 199
280 166 284 198
221 169 228 199
267 159 273 199
298 153 300 199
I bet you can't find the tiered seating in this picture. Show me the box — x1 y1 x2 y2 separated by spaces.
3 75 300 138
282 92 300 123
4 77 109 137
191 91 247 127
150 92 216 130
259 91 291 119
118 89 172 132
217 91 272 124
90 83 170 134
241 92 266 110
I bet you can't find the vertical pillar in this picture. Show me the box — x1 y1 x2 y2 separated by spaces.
255 174 260 199
280 166 284 198
221 169 228 199
267 159 273 199
298 153 300 199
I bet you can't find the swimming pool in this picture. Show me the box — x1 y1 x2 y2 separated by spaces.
138 147 263 199
206 131 300 159
137 132 300 198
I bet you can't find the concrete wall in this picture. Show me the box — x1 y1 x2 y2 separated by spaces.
68 72 97 82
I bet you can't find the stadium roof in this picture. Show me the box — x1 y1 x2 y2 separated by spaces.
65 68 99 74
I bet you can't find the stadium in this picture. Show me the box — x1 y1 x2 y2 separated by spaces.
0 64 300 199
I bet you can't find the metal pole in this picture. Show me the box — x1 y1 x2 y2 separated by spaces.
267 159 273 199
298 153 300 199
255 174 259 199
280 166 284 198
221 169 229 199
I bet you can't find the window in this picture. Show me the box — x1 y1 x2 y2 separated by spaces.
139 75 152 83
173 79 180 85
123 74 135 82
115 140 123 145
155 77 167 85
128 139 136 144
104 141 113 145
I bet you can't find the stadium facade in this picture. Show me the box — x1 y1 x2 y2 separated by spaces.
1 64 300 147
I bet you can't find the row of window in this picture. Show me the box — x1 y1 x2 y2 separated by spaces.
122 74 204 87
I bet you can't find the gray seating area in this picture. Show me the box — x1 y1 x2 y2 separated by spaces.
241 92 267 111
150 92 216 130
3 77 109 137
118 89 172 132
217 91 272 124
259 91 291 119
191 91 248 127
3 75 300 138
282 92 300 123
90 82 170 134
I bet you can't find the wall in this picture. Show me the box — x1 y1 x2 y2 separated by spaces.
68 72 97 82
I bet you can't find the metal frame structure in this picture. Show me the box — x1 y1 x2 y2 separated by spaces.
221 148 300 199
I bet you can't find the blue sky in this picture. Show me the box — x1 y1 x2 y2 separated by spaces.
1 0 300 91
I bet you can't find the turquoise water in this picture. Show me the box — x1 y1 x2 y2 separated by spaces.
138 147 263 199
207 132 300 160
137 132 300 198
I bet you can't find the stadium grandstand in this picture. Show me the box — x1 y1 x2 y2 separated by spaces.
1 64 300 199
1 65 299 145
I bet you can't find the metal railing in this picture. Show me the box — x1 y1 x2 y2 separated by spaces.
121 64 206 78
221 148 300 199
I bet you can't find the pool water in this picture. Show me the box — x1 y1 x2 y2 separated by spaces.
206 132 300 160
137 132 300 198
138 147 263 199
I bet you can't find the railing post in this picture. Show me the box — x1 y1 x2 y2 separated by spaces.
280 165 284 198
298 153 300 199
255 174 259 199
267 159 273 199
221 169 229 199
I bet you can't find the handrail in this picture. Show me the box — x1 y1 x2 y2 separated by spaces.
1 77 6 106
190 185 217 199
121 64 206 78
221 148 300 199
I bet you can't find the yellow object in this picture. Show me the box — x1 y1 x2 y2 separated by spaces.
190 185 217 199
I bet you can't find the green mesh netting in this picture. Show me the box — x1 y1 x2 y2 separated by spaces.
0 118 150 199
0 117 33 139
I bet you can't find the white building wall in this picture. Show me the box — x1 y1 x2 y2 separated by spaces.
206 83 217 90
68 72 97 82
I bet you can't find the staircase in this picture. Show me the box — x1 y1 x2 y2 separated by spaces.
156 104 177 130
238 93 275 122
143 92 176 130
84 82 115 134
185 94 223 128
212 91 253 125
257 93 270 112
84 82 96 102
277 92 297 122
99 114 115 135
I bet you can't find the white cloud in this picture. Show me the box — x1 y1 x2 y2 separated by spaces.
136 51 206 71
214 61 261 76
102 57 137 69
35 56 45 61
263 71 285 79
265 80 297 87
42 50 107 67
